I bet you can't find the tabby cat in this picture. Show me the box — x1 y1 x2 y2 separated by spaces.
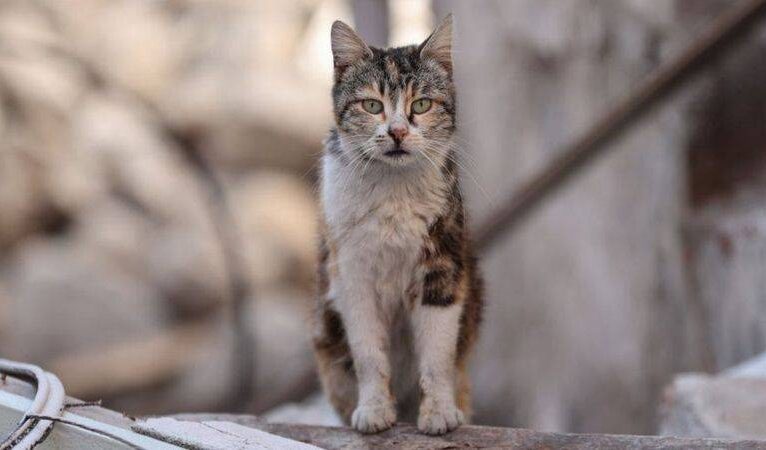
313 14 483 435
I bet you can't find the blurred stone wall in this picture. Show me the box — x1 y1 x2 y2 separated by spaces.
0 0 329 414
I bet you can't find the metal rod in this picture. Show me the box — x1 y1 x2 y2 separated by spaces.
0 359 66 450
474 0 766 253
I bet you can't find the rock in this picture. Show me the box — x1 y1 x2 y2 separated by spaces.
0 282 9 343
51 0 180 101
263 393 342 427
71 200 154 274
0 3 106 236
71 96 234 317
660 352 766 439
0 40 103 248
0 146 44 248
71 95 210 226
70 200 228 318
104 315 234 415
659 372 766 440
106 288 315 415
232 172 318 290
145 227 228 318
50 320 212 400
0 2 60 51
251 289 316 411
3 238 166 363
725 352 766 378
683 208 766 371
0 42 86 115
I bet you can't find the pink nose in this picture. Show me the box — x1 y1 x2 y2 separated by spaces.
388 125 409 143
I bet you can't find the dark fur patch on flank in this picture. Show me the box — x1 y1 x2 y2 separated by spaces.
314 300 354 374
457 253 484 362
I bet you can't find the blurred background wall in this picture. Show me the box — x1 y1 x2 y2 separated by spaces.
0 0 765 436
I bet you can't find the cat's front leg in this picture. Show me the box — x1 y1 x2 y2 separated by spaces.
336 281 396 433
412 269 465 435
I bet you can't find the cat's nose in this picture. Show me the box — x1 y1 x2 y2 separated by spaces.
387 124 409 144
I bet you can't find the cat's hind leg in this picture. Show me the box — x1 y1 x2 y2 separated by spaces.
313 305 358 424
454 258 483 422
455 359 473 422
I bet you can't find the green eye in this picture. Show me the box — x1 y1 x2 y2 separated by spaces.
361 99 383 114
411 98 432 114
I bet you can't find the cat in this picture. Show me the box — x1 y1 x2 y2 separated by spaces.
312 14 483 436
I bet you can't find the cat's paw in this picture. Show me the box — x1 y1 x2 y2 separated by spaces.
351 401 396 434
417 399 464 435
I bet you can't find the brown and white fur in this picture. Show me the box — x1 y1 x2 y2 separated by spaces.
312 15 483 436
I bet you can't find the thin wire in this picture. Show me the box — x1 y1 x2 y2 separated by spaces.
25 415 147 450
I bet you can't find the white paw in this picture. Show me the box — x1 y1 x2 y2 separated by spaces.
351 401 396 434
417 400 464 435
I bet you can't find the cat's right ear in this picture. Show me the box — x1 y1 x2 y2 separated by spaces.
419 14 453 76
331 20 372 79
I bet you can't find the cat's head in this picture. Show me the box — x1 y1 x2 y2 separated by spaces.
330 15 455 168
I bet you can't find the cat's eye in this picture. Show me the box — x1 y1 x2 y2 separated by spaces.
361 99 384 114
411 98 432 114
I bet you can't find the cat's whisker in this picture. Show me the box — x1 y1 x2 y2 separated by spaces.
417 146 444 175
421 143 494 205
337 153 368 194
359 148 378 177
336 141 379 195
426 139 484 177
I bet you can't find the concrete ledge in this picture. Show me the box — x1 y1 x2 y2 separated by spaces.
659 352 766 440
259 423 766 449
176 414 766 449
5 374 766 449
660 373 766 440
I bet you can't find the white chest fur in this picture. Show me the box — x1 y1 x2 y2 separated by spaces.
321 154 448 314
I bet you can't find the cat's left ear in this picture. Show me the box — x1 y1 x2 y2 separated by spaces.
419 14 453 77
331 20 372 78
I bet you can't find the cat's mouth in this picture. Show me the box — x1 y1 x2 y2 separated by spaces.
383 149 410 158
